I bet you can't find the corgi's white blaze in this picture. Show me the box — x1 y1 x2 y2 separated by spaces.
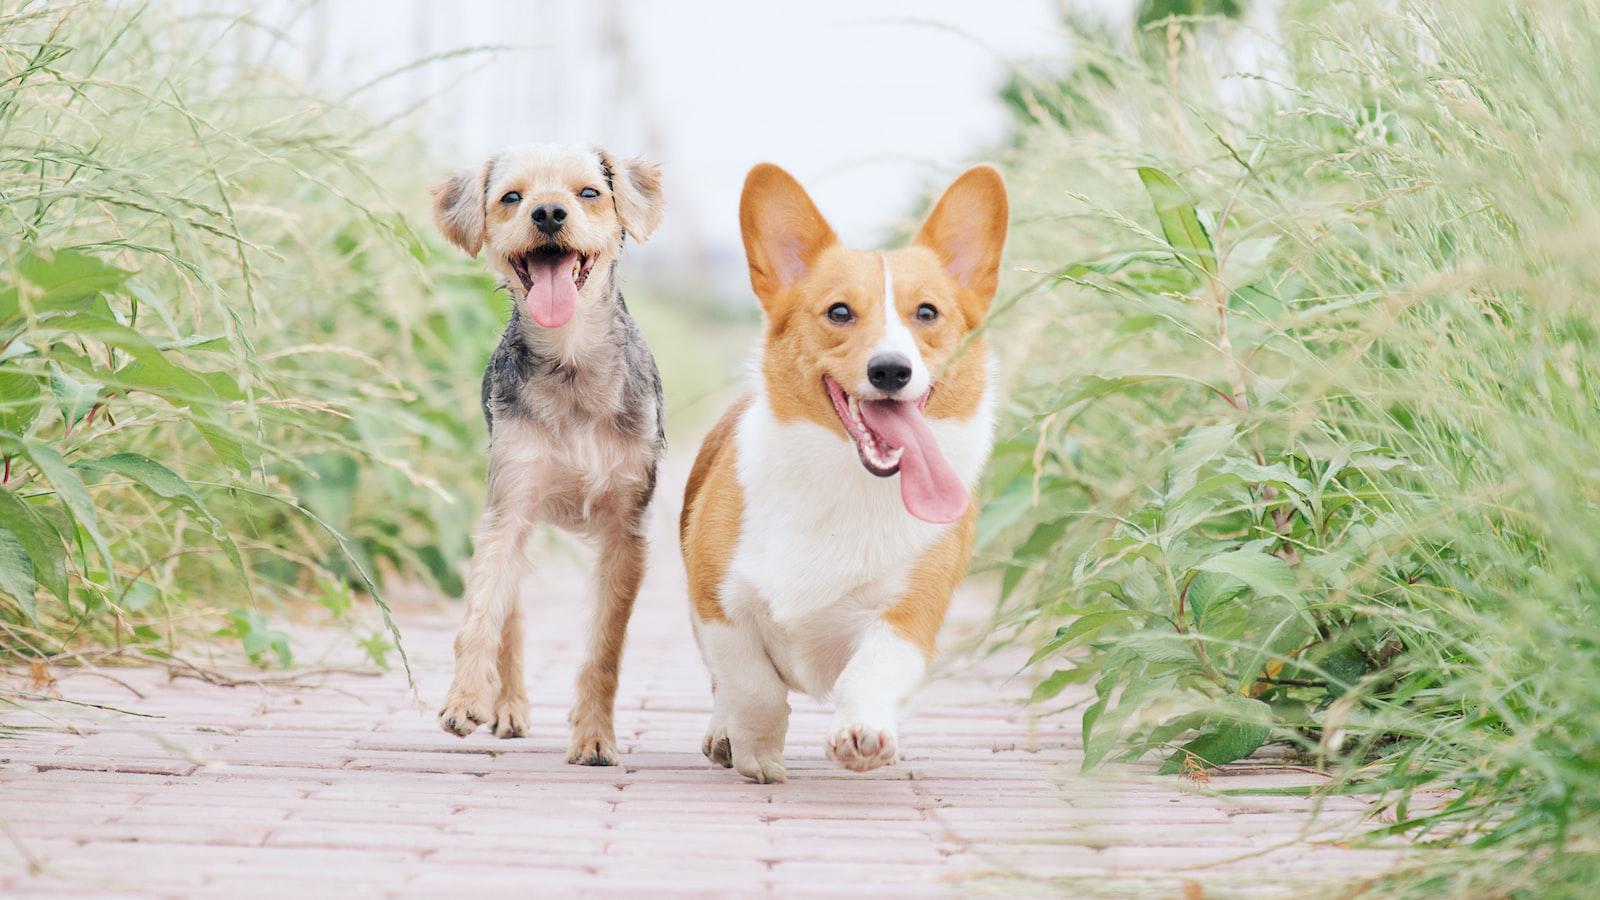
865 255 931 398
720 370 995 699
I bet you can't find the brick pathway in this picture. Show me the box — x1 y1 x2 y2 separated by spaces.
0 461 1408 897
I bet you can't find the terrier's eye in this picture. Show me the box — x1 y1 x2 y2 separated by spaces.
579 186 601 199
826 303 854 324
915 303 939 323
499 191 521 204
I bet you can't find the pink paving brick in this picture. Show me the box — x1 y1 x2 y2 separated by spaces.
0 473 1415 897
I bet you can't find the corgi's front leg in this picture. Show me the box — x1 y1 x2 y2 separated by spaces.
698 619 791 784
827 621 927 772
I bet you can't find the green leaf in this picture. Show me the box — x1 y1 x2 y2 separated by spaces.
0 523 36 620
1232 608 1302 695
48 362 101 430
1159 719 1271 774
977 475 1035 550
75 452 198 503
1168 423 1238 499
1045 372 1226 414
358 632 393 670
1218 458 1312 498
1322 643 1367 701
1012 517 1069 563
1184 570 1244 621
0 487 67 601
73 453 245 578
1159 698 1273 774
1028 610 1143 665
1119 629 1201 664
0 370 43 435
0 250 133 322
1194 548 1297 599
194 421 251 475
1137 166 1216 275
122 580 158 612
0 432 115 589
36 314 226 404
1030 665 1094 703
1003 517 1069 600
224 609 292 668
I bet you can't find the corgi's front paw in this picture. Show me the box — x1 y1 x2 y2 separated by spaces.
732 742 786 784
826 723 899 772
701 725 733 768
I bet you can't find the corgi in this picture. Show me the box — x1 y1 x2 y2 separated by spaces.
679 163 1008 783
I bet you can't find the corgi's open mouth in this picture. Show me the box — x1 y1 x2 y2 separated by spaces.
510 246 595 328
823 375 968 524
825 375 918 476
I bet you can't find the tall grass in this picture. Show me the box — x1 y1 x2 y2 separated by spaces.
987 0 1600 893
0 3 505 670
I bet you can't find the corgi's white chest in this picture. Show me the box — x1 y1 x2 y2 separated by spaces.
721 388 994 694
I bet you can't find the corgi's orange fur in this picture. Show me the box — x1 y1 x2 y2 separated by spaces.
680 163 1007 782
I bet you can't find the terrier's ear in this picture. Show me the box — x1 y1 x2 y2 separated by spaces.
600 151 665 243
739 163 838 310
914 165 1009 320
431 161 492 257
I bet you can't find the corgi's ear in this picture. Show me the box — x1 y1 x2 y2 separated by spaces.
740 163 837 310
914 165 1008 320
431 161 492 257
600 151 664 242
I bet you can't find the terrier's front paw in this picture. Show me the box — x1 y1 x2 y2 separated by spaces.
437 688 494 738
490 696 530 739
826 723 898 772
701 726 732 768
566 727 618 766
732 742 786 784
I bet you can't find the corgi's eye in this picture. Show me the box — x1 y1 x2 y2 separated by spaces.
915 303 939 323
826 303 854 324
499 191 521 204
579 186 600 199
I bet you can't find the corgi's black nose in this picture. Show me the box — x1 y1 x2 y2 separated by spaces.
532 203 567 235
867 354 913 392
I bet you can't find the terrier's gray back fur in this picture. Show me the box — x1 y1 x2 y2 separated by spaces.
480 262 664 517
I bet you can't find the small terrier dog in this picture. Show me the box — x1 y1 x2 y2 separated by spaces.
432 143 665 766
680 163 1008 782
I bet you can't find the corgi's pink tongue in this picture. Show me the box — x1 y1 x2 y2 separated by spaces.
860 399 967 524
524 252 580 328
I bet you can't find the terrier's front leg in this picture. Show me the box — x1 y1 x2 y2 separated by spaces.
439 507 531 737
699 620 790 783
826 621 927 772
489 603 531 738
566 518 646 766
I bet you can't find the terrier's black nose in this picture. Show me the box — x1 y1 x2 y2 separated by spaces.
531 203 567 235
867 354 913 392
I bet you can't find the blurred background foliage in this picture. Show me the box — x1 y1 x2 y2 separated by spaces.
0 1 528 675
983 0 1600 894
0 1 750 674
0 1 506 670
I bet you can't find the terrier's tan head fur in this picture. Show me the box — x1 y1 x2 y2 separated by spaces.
432 144 663 329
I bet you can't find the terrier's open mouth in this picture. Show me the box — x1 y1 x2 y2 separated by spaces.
509 246 595 328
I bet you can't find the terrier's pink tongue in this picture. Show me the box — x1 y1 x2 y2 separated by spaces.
524 252 580 328
859 399 967 524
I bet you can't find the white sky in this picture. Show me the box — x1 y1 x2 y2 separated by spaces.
249 0 1126 292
